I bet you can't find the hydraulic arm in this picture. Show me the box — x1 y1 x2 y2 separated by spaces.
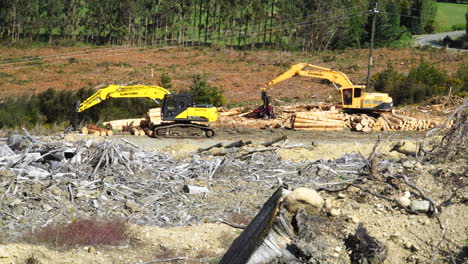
78 85 171 112
260 63 393 114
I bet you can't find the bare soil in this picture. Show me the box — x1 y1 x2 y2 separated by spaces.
0 47 466 103
2 128 466 264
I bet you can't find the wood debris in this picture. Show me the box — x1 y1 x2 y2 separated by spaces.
80 124 113 136
0 133 380 236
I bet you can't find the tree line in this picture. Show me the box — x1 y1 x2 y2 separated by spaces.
0 0 437 52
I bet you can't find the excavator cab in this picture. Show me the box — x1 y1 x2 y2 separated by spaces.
340 85 392 112
161 94 218 122
341 86 364 109
161 94 194 120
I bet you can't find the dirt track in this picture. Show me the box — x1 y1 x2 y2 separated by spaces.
100 128 426 150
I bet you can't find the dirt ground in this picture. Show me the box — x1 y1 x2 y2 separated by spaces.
0 47 466 103
1 126 466 264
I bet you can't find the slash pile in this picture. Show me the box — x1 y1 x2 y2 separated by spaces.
0 134 397 238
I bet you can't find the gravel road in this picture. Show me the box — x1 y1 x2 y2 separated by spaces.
414 30 466 51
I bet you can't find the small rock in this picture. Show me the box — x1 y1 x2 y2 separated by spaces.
88 246 96 254
398 191 411 208
325 199 332 210
285 187 324 214
125 200 139 213
411 200 430 213
411 244 420 252
337 193 346 199
402 160 417 169
404 241 413 249
351 216 359 224
390 232 401 243
330 208 341 217
415 162 423 170
334 246 342 253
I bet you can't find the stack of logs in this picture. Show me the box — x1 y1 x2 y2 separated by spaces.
100 108 162 137
103 118 146 132
290 111 345 131
80 124 113 136
146 108 162 125
344 111 442 132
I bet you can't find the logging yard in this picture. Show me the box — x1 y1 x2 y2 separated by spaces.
0 46 467 264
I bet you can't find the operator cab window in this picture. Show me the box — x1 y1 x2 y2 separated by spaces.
178 101 186 110
343 89 352 105
354 88 361 98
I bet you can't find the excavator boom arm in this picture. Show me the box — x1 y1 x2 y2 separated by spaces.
263 63 354 90
78 85 171 112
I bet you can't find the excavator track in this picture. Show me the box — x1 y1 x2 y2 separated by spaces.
153 123 215 138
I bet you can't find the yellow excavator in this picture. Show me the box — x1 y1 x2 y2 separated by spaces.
73 84 218 137
257 63 393 117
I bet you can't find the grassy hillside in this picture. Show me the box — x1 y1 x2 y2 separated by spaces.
435 2 468 32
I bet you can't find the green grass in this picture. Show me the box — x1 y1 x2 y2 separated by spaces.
435 2 468 33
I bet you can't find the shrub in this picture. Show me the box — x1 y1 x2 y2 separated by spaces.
455 64 468 95
25 219 129 248
189 74 226 107
159 73 172 89
373 66 405 95
373 60 450 105
0 87 157 129
451 24 466 31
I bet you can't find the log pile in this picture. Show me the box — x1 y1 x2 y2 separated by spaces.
290 111 345 131
103 118 146 132
344 111 443 132
146 108 162 125
80 124 113 136
101 108 161 136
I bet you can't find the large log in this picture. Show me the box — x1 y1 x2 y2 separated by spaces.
293 121 344 127
86 128 101 136
294 127 344 131
262 135 287 147
143 127 154 137
220 188 285 264
294 117 344 124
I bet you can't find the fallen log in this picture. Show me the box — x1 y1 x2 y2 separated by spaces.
262 135 287 147
225 140 252 149
182 185 210 194
198 143 223 153
293 127 344 131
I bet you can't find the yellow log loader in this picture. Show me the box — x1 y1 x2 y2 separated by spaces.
73 84 218 137
257 63 393 118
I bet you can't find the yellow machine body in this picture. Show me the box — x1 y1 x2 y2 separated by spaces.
263 63 393 111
